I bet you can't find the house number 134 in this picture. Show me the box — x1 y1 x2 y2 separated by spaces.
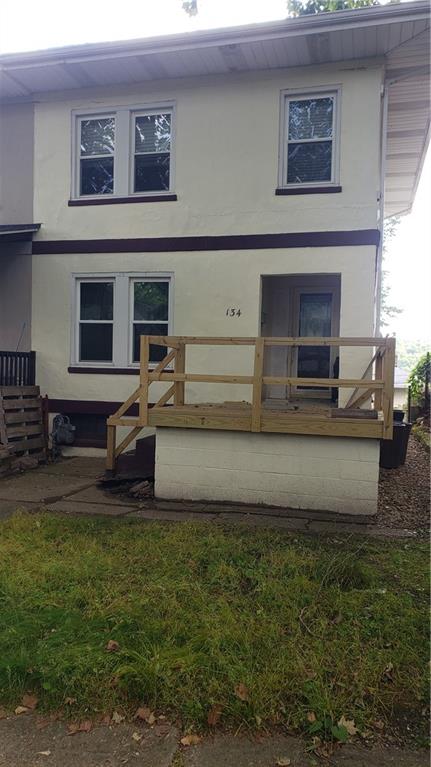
226 308 241 317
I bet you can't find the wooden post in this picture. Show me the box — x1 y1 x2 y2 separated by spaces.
382 337 395 439
174 342 185 406
139 335 150 425
374 350 383 411
251 337 264 432
106 424 116 472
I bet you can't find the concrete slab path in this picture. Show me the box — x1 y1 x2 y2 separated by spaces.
0 715 428 767
0 456 416 537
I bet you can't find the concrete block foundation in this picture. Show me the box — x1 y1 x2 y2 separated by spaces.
155 428 380 516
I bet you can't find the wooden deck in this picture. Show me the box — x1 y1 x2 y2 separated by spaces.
106 335 395 472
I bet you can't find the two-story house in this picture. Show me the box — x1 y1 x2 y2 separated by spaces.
0 2 429 513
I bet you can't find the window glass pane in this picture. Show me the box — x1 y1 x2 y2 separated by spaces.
80 282 113 321
134 153 170 192
133 323 168 362
79 324 113 362
80 157 114 195
287 141 332 184
299 293 332 337
80 117 115 155
288 97 333 141
135 114 171 154
134 282 169 321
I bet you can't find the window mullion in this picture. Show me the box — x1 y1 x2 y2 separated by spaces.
113 274 128 367
114 110 130 197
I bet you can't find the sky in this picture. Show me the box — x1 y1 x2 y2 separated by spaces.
0 0 429 345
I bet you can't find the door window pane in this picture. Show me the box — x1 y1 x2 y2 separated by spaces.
80 282 113 320
298 293 332 384
79 324 113 362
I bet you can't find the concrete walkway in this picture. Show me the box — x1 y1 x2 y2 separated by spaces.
0 456 415 537
0 714 428 767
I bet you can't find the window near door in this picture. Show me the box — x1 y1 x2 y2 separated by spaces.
73 274 172 367
73 105 174 198
280 90 339 188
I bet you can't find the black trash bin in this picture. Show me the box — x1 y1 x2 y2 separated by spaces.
380 415 412 469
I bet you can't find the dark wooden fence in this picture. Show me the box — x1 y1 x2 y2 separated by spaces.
0 351 36 386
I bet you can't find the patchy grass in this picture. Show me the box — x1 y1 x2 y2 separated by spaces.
0 512 428 738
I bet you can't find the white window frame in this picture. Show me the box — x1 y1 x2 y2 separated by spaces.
278 86 341 189
71 103 175 200
128 276 172 366
71 272 173 368
75 276 116 364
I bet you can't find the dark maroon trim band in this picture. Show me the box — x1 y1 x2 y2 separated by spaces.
68 194 177 207
67 366 170 375
48 398 139 416
275 186 342 196
33 229 380 254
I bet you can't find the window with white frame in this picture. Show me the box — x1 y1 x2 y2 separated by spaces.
73 274 172 366
280 91 339 187
73 105 174 198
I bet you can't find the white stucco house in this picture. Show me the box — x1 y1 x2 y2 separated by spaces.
0 2 429 514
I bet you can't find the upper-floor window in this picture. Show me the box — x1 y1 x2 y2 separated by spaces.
73 105 174 199
279 89 340 188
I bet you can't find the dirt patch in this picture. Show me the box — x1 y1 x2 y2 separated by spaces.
378 434 430 536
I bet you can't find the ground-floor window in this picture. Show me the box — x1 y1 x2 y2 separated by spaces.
72 272 172 367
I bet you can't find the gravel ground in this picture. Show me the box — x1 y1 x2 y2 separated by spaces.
378 434 430 536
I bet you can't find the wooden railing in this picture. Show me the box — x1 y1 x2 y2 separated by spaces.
106 336 395 472
0 351 36 387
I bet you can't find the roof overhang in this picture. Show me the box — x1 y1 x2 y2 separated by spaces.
0 224 41 243
0 1 429 217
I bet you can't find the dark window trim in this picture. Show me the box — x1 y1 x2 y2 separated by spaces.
68 194 177 207
275 186 342 196
33 229 380 254
68 366 168 375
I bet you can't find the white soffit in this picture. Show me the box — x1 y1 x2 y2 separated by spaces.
0 1 429 216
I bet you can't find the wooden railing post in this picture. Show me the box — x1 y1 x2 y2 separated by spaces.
174 342 185 406
374 350 383 411
382 337 395 439
251 337 264 432
139 335 150 425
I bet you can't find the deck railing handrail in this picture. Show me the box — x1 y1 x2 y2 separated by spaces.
0 350 36 387
106 335 395 472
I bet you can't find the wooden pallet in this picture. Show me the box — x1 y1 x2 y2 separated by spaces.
0 386 47 471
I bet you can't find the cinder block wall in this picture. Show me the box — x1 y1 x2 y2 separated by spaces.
155 429 380 515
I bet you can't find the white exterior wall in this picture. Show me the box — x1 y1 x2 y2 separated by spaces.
33 61 383 240
155 428 379 515
32 245 376 404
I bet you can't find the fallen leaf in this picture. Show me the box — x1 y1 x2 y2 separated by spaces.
234 683 249 702
338 715 357 736
135 706 155 724
106 639 120 653
307 711 316 723
132 732 142 742
111 711 125 724
65 697 76 706
181 734 201 746
382 662 394 681
22 694 38 710
67 720 92 735
207 704 222 727
36 751 51 757
15 706 29 715
373 720 385 730
276 759 291 766
100 714 112 726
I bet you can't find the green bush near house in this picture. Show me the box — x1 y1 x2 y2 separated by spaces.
0 513 428 740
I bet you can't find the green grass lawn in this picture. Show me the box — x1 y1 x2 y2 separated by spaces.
0 512 428 739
